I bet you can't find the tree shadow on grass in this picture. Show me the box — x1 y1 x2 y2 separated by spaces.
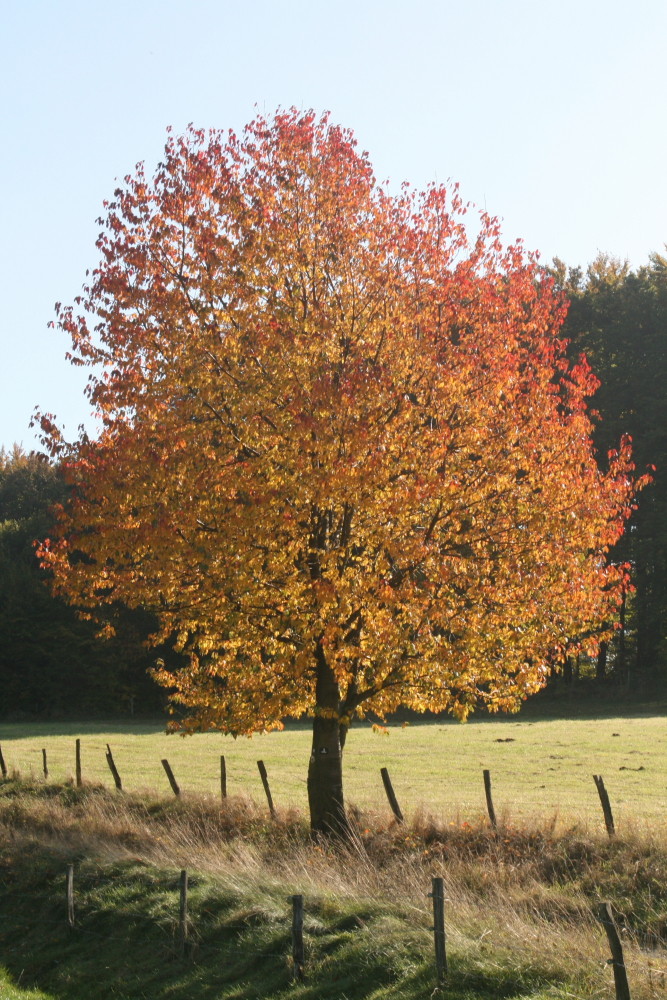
0 719 167 740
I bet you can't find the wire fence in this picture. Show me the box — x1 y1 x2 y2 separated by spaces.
0 858 646 999
0 740 663 997
0 752 664 1000
0 861 443 981
0 738 643 839
0 715 662 826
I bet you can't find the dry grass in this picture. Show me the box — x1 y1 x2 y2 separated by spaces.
2 778 667 998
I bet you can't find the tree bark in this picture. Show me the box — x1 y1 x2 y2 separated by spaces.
562 656 573 686
307 641 350 836
618 587 628 686
596 641 608 683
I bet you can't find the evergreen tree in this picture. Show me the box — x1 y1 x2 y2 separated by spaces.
0 447 168 717
552 254 667 689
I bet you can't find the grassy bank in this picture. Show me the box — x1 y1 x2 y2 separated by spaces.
1 779 667 999
1 710 665 829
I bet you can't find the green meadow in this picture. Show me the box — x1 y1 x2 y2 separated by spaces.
1 708 664 830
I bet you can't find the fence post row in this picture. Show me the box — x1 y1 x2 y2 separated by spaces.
57 865 640 998
18 741 649 1000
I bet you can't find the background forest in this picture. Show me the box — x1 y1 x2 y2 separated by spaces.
1 251 665 719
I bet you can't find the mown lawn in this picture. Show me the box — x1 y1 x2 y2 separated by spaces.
1 708 665 831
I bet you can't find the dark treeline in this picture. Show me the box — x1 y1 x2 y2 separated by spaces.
0 446 177 718
1 250 665 719
549 250 667 694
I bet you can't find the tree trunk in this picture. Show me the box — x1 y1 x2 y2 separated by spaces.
596 641 608 683
618 587 628 686
562 656 573 685
307 641 350 837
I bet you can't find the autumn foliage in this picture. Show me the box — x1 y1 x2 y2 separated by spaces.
39 111 641 832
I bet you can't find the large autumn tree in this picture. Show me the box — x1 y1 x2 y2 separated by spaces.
39 111 641 833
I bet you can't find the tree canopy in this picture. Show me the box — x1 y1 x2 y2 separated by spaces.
39 111 642 831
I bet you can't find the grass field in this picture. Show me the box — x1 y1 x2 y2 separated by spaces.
2 769 667 1000
2 708 666 999
1 708 665 831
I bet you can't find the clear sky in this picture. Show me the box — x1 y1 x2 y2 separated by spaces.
2 0 666 452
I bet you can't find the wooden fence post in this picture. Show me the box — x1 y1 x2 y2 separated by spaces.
75 739 82 787
483 769 497 829
105 744 122 791
380 767 404 823
429 876 447 985
178 869 189 957
0 745 6 779
257 760 276 818
161 759 180 797
66 864 75 929
220 755 227 800
597 902 631 1000
291 894 305 981
42 748 48 780
593 775 615 837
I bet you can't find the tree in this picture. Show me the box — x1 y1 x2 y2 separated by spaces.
39 111 641 833
0 446 172 718
552 253 666 688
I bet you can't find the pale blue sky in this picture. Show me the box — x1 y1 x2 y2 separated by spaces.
2 0 666 451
